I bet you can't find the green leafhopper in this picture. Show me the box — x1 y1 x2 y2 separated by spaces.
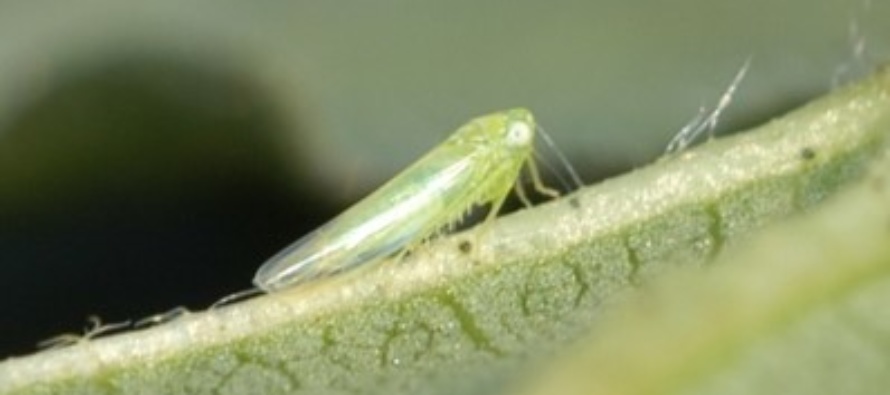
254 108 557 292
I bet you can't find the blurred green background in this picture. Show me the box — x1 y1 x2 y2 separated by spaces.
0 0 886 356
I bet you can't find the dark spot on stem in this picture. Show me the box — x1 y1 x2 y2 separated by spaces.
800 147 816 161
568 197 581 209
458 240 473 254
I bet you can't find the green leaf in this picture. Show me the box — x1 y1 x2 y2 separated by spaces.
2 67 889 395
517 122 890 395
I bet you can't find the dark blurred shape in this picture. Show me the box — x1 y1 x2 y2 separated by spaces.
0 57 331 356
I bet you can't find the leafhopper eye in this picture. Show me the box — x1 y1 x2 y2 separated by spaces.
506 121 533 147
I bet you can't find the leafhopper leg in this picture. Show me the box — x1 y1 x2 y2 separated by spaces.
514 180 533 208
526 159 560 199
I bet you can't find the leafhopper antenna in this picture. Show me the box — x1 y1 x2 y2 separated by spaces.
535 123 585 190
